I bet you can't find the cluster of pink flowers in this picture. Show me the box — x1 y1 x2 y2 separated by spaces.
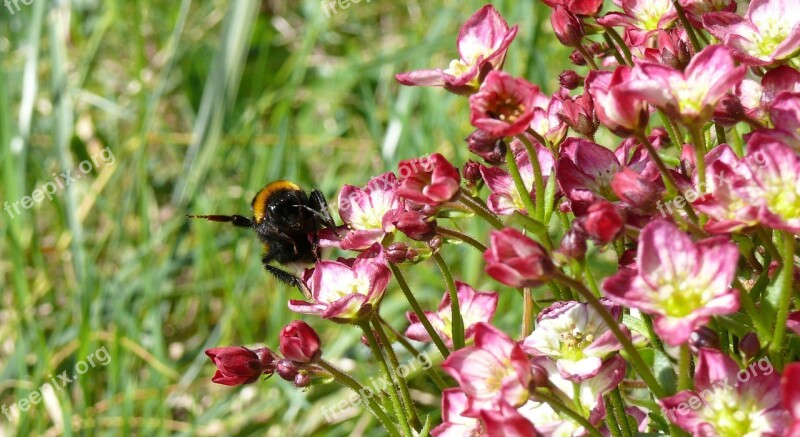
205 2 800 436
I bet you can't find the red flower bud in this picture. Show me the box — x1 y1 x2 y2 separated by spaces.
279 321 322 364
484 228 555 288
386 242 419 264
385 210 437 241
559 70 584 90
205 346 277 386
689 327 720 355
557 227 588 261
276 359 300 381
579 201 624 244
551 6 585 47
738 332 760 358
463 160 483 184
466 129 507 165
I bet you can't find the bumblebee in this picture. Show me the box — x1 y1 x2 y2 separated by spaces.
189 181 337 292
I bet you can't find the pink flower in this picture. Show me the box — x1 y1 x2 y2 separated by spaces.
530 90 569 146
469 71 540 137
662 348 788 435
279 321 321 364
602 220 740 346
335 172 403 250
597 0 677 46
557 91 598 138
480 142 554 216
406 281 498 349
478 402 540 437
556 138 624 215
288 244 390 322
442 323 532 413
586 66 649 137
768 92 800 151
522 300 627 381
788 311 800 336
396 153 461 206
703 0 800 65
625 45 746 126
395 5 518 95
432 389 486 437
679 0 735 26
484 228 556 288
541 0 604 16
782 363 800 437
691 144 762 233
205 346 277 386
739 133 800 232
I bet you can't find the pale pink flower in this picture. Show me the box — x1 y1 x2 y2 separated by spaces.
662 348 789 435
602 220 740 345
406 281 498 349
334 172 403 250
396 5 518 94
625 45 746 126
442 323 532 414
288 244 390 322
703 0 800 65
522 300 627 381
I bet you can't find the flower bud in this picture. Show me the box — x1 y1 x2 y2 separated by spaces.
579 201 624 244
689 326 720 354
279 321 322 364
569 50 587 66
386 242 419 264
658 29 691 71
559 70 584 90
276 359 300 382
557 228 588 261
386 210 437 241
466 129 507 165
294 372 311 388
484 228 555 288
205 346 278 386
738 332 760 358
551 6 585 47
463 160 483 184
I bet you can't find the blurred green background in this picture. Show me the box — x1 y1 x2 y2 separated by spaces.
0 1 571 435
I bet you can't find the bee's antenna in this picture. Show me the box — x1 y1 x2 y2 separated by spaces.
187 214 253 228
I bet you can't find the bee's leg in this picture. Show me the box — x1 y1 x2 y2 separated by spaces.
187 214 253 228
261 256 310 298
309 189 339 235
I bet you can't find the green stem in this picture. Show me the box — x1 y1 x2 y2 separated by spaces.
457 191 504 230
379 317 448 390
506 147 553 250
433 253 465 350
603 394 625 437
318 360 402 437
605 27 634 66
576 43 599 70
437 226 487 252
372 316 421 429
390 264 450 358
609 388 635 437
535 389 604 437
688 125 707 193
678 344 692 391
732 279 769 342
671 0 702 53
583 258 602 298
554 273 667 399
517 133 546 222
635 132 679 196
641 313 666 355
359 322 413 436
523 287 535 338
769 232 796 367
